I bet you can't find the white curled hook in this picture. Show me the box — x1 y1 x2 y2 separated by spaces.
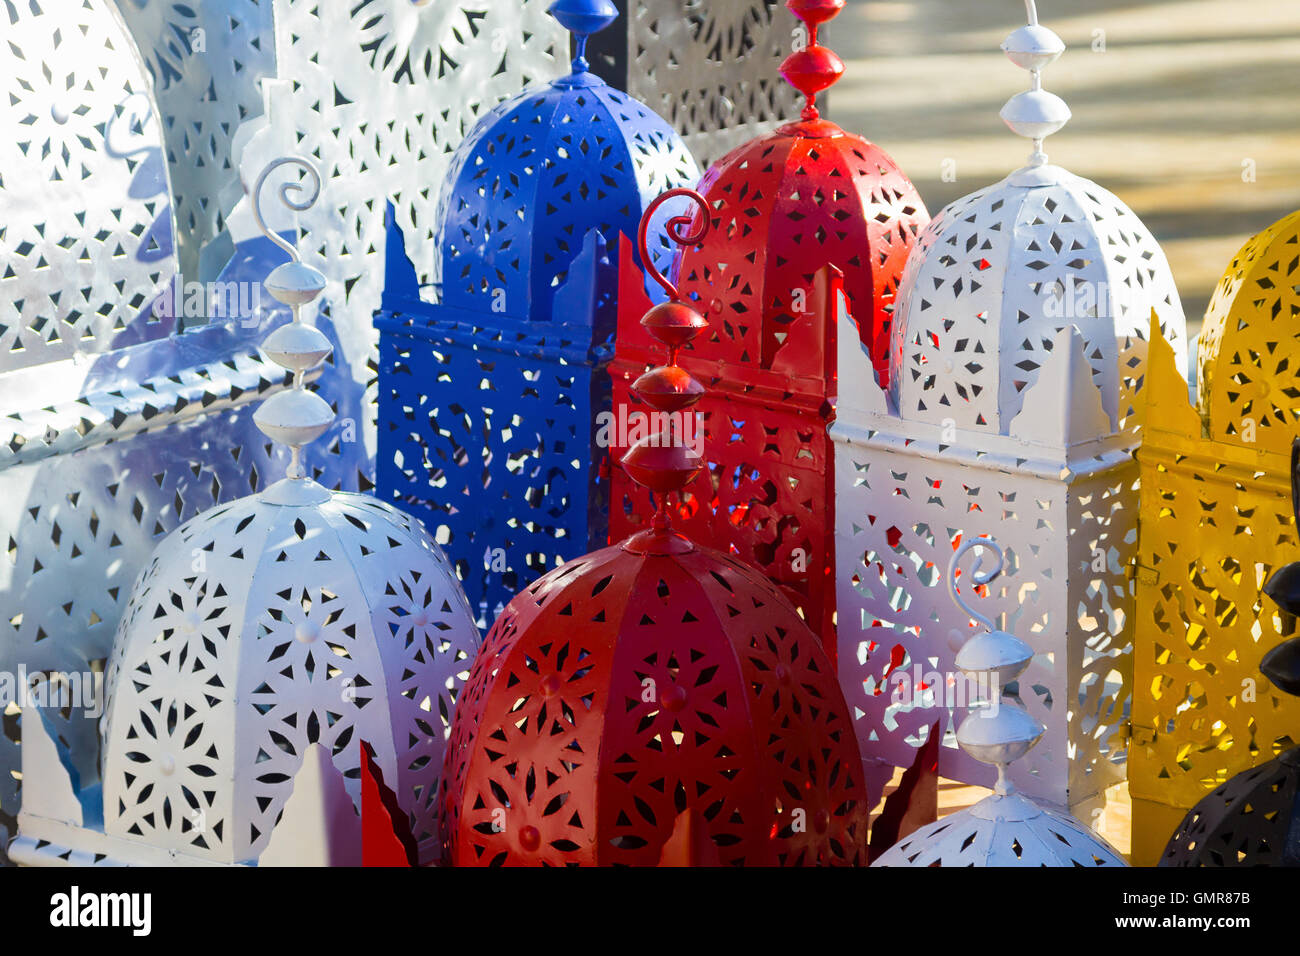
1024 0 1039 26
252 156 322 263
947 537 1006 632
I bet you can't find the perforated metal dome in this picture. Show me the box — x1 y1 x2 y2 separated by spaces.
96 481 478 865
875 791 1127 867
888 2 1185 435
671 0 927 385
433 0 699 322
1196 209 1300 453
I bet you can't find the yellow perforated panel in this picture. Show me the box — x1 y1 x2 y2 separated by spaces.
1130 219 1300 864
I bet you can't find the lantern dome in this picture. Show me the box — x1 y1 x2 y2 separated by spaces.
873 539 1127 867
434 0 699 322
10 158 480 867
439 192 870 866
672 0 928 385
1195 209 1300 454
1159 439 1300 867
888 0 1185 435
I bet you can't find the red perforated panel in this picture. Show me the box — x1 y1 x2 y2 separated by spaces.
439 541 870 866
673 123 927 385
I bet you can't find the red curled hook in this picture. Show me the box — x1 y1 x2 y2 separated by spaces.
636 187 710 301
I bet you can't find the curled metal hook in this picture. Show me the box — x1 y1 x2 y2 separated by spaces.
1024 0 1039 26
947 537 1006 632
252 156 323 263
637 188 709 301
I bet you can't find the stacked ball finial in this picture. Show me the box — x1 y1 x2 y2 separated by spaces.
548 0 618 74
251 158 334 484
619 189 712 547
780 0 846 123
1000 0 1071 168
944 541 1044 799
873 538 1127 867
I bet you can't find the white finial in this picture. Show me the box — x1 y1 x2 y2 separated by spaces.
1000 1 1070 167
948 535 1043 796
250 156 335 483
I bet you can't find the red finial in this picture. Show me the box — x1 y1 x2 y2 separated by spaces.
780 0 846 122
623 189 711 546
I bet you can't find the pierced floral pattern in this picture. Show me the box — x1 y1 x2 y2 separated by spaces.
440 542 869 866
102 489 480 863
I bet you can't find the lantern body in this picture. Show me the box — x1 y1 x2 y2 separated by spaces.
1130 211 1300 863
376 61 699 625
609 122 928 651
11 480 480 865
834 164 1186 812
439 538 870 865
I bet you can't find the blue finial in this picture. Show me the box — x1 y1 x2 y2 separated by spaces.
548 0 618 74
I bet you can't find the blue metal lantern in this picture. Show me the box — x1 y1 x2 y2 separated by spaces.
376 0 699 624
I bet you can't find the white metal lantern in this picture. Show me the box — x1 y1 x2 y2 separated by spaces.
872 540 1126 867
9 158 480 867
832 0 1186 814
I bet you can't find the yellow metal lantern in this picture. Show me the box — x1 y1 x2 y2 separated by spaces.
1130 210 1300 864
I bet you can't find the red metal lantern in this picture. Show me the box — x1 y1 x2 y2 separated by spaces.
438 192 870 866
609 0 928 652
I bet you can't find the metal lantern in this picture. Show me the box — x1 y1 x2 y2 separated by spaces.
832 0 1187 814
610 0 929 651
9 159 480 867
438 192 870 866
1158 440 1300 867
1130 210 1300 863
873 539 1127 867
376 0 700 627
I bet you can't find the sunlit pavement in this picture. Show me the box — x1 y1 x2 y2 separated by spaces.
827 0 1300 334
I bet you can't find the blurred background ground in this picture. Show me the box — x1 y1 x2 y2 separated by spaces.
827 0 1300 337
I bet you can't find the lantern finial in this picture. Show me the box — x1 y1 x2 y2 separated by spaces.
620 189 710 549
999 0 1070 167
250 156 334 484
780 0 846 123
548 0 618 75
947 536 1043 797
